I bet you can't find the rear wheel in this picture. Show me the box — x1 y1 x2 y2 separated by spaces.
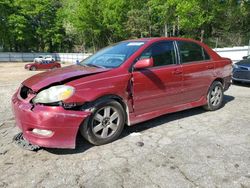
51 66 57 70
80 99 125 145
203 81 224 111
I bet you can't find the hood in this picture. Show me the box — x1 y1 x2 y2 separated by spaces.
236 59 250 67
23 65 110 92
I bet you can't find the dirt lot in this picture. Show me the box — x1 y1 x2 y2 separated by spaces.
0 63 250 188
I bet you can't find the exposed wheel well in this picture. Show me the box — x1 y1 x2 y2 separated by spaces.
214 78 224 85
205 78 224 97
101 95 127 115
82 95 129 125
213 78 226 90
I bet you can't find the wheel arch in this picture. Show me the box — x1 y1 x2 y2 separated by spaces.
30 65 36 70
82 94 130 125
203 79 224 111
213 77 224 85
205 78 224 97
212 77 228 91
78 94 129 146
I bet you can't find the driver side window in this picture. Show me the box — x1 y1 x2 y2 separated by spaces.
139 41 176 67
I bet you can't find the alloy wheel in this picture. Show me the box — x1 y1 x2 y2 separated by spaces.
210 85 222 106
91 106 120 139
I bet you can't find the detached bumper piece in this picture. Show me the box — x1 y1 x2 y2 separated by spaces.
13 132 40 151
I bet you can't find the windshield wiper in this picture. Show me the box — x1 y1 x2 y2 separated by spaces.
86 64 106 68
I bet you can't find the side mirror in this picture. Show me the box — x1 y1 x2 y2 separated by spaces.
134 58 154 69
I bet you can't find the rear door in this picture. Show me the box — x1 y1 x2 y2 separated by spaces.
132 41 183 115
177 41 214 103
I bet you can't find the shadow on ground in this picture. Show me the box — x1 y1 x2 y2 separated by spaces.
45 94 234 155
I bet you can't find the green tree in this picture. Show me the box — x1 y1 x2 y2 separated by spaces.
1 0 67 52
0 0 14 51
1 0 250 52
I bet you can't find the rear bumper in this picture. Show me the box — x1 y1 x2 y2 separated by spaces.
12 92 91 149
223 75 231 91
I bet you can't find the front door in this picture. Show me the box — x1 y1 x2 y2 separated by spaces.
132 41 183 116
38 61 48 69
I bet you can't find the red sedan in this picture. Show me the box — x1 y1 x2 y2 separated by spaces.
12 37 232 149
24 60 61 71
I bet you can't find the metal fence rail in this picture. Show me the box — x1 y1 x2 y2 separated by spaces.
0 53 92 63
0 46 249 63
214 46 249 63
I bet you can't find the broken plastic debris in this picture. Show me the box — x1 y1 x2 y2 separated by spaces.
130 132 142 136
13 133 40 151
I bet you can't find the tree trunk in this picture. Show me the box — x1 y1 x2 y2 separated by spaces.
49 40 53 53
164 23 168 37
173 24 176 36
92 36 96 53
177 16 180 36
149 25 152 37
200 29 204 42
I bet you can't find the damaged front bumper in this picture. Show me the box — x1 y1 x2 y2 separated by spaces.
11 92 91 149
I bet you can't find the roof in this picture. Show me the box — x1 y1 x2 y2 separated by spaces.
126 37 201 43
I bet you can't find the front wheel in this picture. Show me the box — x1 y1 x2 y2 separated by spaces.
203 81 224 111
80 100 125 145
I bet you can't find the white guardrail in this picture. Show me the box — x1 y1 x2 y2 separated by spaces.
214 46 249 63
0 53 92 63
0 46 249 63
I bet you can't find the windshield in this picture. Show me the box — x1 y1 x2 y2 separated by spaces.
80 41 145 68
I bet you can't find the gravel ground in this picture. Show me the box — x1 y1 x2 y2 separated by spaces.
0 63 250 188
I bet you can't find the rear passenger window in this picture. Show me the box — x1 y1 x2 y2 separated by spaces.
139 41 176 67
178 41 210 63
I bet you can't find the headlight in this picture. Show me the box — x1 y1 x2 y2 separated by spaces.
33 85 75 104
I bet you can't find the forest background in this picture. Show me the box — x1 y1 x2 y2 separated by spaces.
0 0 249 53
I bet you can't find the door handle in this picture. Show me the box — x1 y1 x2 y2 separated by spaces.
172 70 183 75
206 65 214 69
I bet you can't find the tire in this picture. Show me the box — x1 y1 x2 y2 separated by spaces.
51 66 57 70
80 99 125 145
30 66 36 71
203 81 224 111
